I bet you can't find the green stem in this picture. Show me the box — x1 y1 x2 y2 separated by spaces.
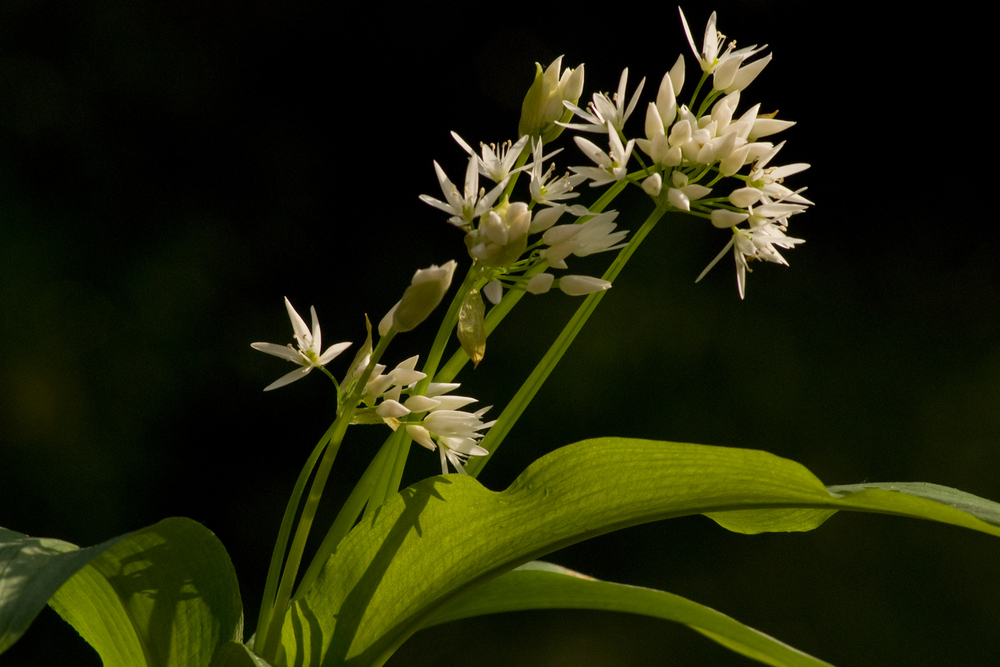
257 331 395 661
293 437 391 599
465 204 668 477
253 422 334 649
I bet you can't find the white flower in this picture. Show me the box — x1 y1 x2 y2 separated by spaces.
452 133 532 183
407 401 495 475
419 157 509 227
696 219 805 299
251 297 351 391
570 122 635 187
528 138 589 213
561 68 645 135
541 211 628 268
525 272 555 294
678 8 767 90
665 171 711 212
523 272 611 297
465 202 532 267
365 355 427 405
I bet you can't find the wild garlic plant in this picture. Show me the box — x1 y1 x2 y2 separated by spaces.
3 8 999 667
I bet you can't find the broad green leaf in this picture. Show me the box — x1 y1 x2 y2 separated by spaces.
0 527 130 653
49 517 243 667
210 641 274 667
423 561 832 667
279 438 1000 666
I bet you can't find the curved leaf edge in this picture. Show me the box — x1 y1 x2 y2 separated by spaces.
48 516 244 667
0 526 134 654
422 560 833 667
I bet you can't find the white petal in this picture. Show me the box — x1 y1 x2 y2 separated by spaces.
729 187 763 208
263 366 312 392
526 273 554 295
406 424 437 451
284 297 311 346
317 341 352 365
251 342 303 363
431 395 479 411
426 382 461 397
483 279 503 305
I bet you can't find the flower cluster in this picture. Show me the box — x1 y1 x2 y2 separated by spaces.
419 9 808 300
553 7 810 299
254 7 812 473
253 296 495 472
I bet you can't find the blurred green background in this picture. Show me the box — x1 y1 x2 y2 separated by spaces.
2 1 998 665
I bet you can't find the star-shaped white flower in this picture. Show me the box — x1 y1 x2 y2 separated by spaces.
528 138 588 213
419 157 509 227
696 219 805 299
252 297 351 391
451 132 532 184
570 122 635 187
678 7 767 91
540 210 629 268
560 68 645 135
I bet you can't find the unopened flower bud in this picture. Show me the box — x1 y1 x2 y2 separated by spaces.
390 260 458 333
519 57 585 144
559 275 612 296
711 209 749 228
530 204 565 233
526 273 554 294
729 187 763 208
642 173 662 196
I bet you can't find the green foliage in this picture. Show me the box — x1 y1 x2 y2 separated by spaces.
210 641 274 667
424 561 834 667
276 439 1000 666
0 517 243 666
0 528 129 653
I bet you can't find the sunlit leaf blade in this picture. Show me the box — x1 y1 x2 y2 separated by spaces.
210 641 274 667
279 439 1000 666
48 517 243 667
423 560 833 667
0 528 129 654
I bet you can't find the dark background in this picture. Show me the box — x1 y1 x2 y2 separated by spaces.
2 1 998 665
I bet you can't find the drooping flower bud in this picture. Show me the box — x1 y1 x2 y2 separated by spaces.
386 260 458 333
